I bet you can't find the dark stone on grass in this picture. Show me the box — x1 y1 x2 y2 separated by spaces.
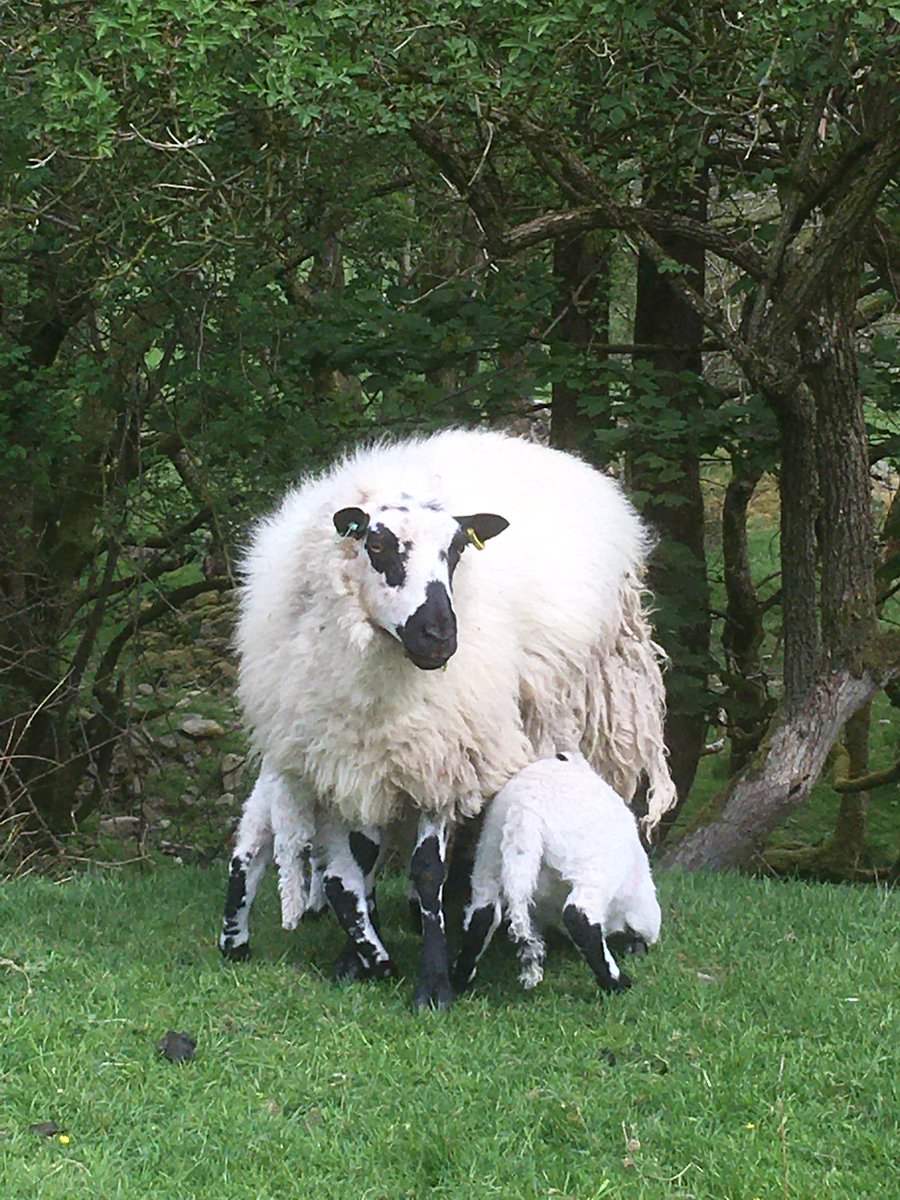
30 1120 64 1137
157 1030 197 1063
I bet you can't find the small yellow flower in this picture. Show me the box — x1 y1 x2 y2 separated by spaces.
745 1123 756 1129
58 1134 71 1145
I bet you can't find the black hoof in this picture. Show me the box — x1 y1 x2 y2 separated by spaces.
368 958 399 981
413 976 455 1013
332 946 398 983
450 966 474 994
221 941 251 962
332 945 365 982
603 970 633 992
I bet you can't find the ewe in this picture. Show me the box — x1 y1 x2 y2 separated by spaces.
453 752 662 994
220 428 674 1009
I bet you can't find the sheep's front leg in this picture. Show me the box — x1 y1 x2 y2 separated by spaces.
322 817 397 982
410 813 453 1012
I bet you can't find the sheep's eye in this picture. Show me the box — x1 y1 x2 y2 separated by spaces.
366 535 385 554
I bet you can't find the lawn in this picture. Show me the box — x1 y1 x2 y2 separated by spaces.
1 864 897 1199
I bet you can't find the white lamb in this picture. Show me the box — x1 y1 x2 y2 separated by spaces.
219 428 675 1009
453 752 662 994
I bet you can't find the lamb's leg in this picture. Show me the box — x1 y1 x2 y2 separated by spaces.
452 899 501 993
220 770 278 961
452 819 503 993
606 930 649 958
563 889 632 993
321 817 397 982
410 813 453 1012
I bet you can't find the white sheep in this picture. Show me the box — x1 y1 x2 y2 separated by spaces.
220 428 675 1009
453 752 662 994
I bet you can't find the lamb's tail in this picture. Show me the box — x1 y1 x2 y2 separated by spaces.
499 805 545 945
268 774 316 930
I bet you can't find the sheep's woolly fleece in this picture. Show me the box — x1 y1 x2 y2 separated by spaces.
237 428 676 831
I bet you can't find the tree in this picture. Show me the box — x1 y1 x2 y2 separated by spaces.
2 1 896 874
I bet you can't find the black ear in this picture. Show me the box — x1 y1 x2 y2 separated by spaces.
333 507 370 539
455 513 510 549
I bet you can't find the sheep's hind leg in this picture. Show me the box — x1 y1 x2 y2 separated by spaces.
452 825 503 993
322 819 397 983
220 840 273 960
563 893 632 993
410 813 453 1012
452 899 501 993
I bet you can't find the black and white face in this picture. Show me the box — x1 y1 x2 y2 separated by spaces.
334 503 508 670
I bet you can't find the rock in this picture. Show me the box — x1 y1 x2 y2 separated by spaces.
157 1030 197 1064
220 753 245 791
216 792 235 809
98 815 142 837
178 715 226 740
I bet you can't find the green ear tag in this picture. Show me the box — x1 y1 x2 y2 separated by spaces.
466 527 486 551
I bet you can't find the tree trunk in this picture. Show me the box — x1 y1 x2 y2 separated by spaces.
550 231 610 459
721 460 772 772
828 703 871 866
662 656 899 871
773 391 821 707
628 188 711 816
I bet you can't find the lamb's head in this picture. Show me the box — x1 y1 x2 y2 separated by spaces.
333 502 508 670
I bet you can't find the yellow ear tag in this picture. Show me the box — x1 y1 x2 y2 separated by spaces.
466 527 486 551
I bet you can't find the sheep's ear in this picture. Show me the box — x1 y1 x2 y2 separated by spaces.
455 513 509 550
333 507 370 539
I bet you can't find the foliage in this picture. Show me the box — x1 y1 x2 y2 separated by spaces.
1 0 897 864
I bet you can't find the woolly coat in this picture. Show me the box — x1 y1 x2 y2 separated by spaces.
237 429 675 830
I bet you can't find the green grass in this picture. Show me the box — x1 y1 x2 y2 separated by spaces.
2 866 897 1199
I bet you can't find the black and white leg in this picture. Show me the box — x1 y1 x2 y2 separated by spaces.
410 813 453 1011
220 837 273 961
563 889 632 993
219 766 315 960
605 929 649 958
321 815 397 982
452 898 502 993
219 771 278 960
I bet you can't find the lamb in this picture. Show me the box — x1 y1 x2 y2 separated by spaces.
220 427 675 1010
452 752 662 995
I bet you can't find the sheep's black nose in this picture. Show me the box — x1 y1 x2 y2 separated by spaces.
398 582 457 669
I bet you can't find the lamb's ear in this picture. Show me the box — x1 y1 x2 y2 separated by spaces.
333 507 370 540
455 513 510 550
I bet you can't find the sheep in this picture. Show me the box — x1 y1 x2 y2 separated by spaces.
452 752 662 995
222 427 675 1010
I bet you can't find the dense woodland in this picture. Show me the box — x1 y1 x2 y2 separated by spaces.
1 1 898 877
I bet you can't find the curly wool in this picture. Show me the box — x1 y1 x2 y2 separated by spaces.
237 428 676 831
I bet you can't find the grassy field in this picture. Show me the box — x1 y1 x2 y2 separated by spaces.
1 864 897 1199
